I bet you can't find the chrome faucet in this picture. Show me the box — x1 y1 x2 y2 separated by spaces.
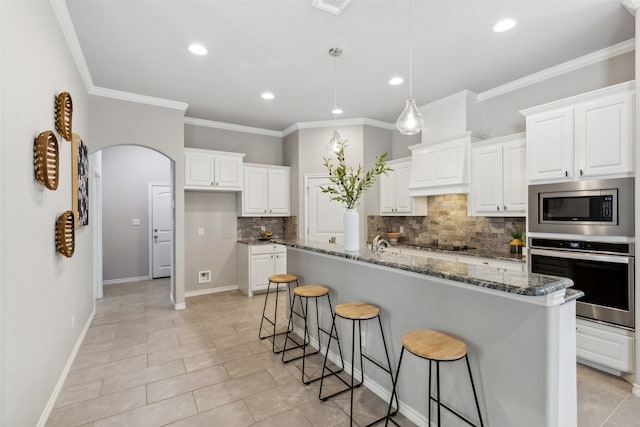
371 235 390 252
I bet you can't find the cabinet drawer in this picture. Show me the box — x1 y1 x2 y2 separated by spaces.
249 244 286 255
576 319 634 372
460 255 524 272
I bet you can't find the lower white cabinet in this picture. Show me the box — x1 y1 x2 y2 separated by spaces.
238 243 287 296
576 318 634 373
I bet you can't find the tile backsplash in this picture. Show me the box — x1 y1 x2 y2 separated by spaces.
367 194 525 252
237 216 298 240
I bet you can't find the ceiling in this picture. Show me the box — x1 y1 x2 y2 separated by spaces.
66 0 635 132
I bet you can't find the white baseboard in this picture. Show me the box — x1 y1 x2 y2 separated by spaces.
38 307 96 427
102 275 150 285
174 302 186 310
184 285 239 298
291 326 426 427
633 382 640 397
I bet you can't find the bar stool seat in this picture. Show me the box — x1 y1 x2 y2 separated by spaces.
385 330 484 427
259 273 298 354
320 301 398 426
282 284 342 384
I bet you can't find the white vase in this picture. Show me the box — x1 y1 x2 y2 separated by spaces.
343 208 359 251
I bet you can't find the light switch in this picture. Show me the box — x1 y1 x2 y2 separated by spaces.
198 227 205 236
132 219 141 226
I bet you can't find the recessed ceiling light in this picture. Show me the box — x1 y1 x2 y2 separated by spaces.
188 44 207 55
493 18 517 33
332 107 343 115
389 77 404 86
261 92 275 100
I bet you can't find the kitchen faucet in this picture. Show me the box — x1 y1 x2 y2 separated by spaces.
371 235 390 252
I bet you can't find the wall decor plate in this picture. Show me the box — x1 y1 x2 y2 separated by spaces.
33 130 59 190
55 210 75 257
55 92 73 141
71 134 89 227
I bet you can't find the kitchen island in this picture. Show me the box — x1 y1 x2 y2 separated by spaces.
276 239 582 427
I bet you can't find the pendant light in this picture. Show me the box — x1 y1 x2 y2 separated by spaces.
327 47 343 157
395 0 424 135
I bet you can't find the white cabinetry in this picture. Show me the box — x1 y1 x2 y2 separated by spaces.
522 82 634 183
379 158 427 216
238 164 290 217
470 133 526 216
576 318 634 373
184 148 245 191
408 132 487 196
237 243 287 297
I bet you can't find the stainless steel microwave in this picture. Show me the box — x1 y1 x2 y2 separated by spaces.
528 177 634 236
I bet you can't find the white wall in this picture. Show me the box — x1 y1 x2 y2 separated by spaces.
101 145 171 281
363 125 393 218
1 2 93 426
88 96 186 307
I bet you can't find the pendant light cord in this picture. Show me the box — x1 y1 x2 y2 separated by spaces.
333 53 338 119
408 0 413 98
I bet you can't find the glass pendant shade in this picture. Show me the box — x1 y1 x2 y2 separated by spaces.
395 98 424 135
326 130 342 157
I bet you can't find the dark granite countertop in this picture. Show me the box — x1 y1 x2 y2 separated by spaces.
274 239 578 298
400 243 526 263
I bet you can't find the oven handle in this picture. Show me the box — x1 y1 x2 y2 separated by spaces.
529 248 631 264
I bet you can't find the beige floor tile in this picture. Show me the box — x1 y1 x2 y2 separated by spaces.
193 370 277 412
577 386 626 427
65 355 147 387
71 351 113 371
79 332 148 354
54 379 103 409
602 412 640 426
166 400 255 427
182 344 253 372
212 328 262 349
613 396 640 422
147 339 216 366
46 386 146 427
147 365 229 403
108 335 181 361
224 350 283 378
252 407 313 427
94 393 197 427
101 359 185 395
578 365 633 399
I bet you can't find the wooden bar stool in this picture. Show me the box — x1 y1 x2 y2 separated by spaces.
385 330 484 427
258 273 298 354
319 302 398 427
282 285 344 384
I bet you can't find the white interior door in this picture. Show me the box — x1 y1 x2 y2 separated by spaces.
305 175 344 244
151 184 172 278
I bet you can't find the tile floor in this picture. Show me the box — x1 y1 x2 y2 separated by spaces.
46 279 640 426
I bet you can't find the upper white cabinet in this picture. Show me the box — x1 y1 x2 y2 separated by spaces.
408 132 487 196
184 148 245 191
522 82 634 183
380 158 427 215
238 163 290 217
469 133 526 216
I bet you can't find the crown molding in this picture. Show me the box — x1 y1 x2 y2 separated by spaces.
184 117 282 137
89 87 189 111
623 0 640 14
282 117 394 137
50 0 94 91
476 38 635 102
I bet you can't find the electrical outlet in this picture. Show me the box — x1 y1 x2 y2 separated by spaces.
198 270 211 284
399 225 404 233
261 226 266 233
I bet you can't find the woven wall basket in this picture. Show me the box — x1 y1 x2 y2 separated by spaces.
55 92 73 141
55 210 75 257
34 130 59 190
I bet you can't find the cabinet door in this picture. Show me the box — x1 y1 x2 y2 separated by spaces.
471 144 502 215
214 155 243 189
379 172 396 214
250 254 275 292
242 167 269 215
393 162 413 213
185 152 214 187
527 108 574 182
502 138 527 214
268 169 290 215
274 252 287 275
575 92 634 178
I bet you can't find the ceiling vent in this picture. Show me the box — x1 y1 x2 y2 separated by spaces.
312 0 351 15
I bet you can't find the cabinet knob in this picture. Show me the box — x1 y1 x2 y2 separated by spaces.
215 182 219 186
211 181 213 186
496 206 500 211
264 209 267 213
579 169 583 176
565 171 568 177
503 205 507 211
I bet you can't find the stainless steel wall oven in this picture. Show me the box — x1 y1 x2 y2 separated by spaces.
529 239 634 328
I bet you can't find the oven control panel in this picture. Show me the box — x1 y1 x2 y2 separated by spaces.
530 238 632 255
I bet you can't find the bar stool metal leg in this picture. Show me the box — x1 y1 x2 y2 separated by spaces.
258 277 298 354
